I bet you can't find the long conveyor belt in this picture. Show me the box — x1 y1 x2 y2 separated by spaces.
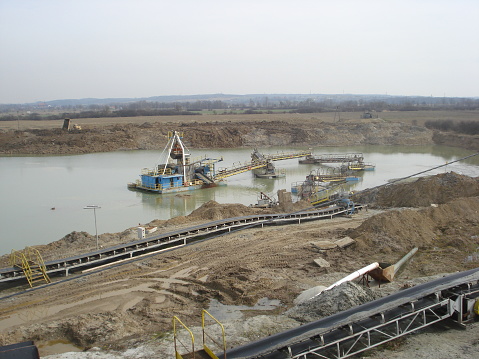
0 204 361 283
223 267 479 359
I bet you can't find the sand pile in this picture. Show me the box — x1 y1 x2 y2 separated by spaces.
0 229 138 267
349 196 479 254
188 200 267 220
147 200 272 229
286 281 379 323
15 312 143 350
353 172 479 208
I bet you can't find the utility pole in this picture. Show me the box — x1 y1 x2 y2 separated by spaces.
84 205 101 250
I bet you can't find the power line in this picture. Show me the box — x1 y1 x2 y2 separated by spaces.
363 152 479 193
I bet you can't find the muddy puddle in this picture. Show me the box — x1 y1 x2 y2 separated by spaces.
37 339 83 356
207 297 281 321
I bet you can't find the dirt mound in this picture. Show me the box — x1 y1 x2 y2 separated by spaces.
147 200 272 230
433 132 479 151
0 200 279 267
148 198 311 230
0 118 434 155
55 231 90 245
188 200 266 220
5 312 144 349
286 281 379 323
0 232 97 268
353 172 479 208
349 196 479 260
0 229 139 267
349 209 437 253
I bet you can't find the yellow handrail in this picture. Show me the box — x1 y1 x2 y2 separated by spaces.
214 161 268 180
29 247 51 284
9 247 51 287
265 150 312 161
173 316 195 359
9 249 24 267
10 249 32 286
202 310 226 359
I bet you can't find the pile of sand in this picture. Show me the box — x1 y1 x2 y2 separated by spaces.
286 281 379 323
353 172 479 208
188 200 267 220
147 200 272 229
349 196 479 255
0 229 138 267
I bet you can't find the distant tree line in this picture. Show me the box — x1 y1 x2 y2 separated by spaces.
424 120 479 135
1 96 479 122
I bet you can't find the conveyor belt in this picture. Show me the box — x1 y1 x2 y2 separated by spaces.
214 151 311 181
223 267 479 359
0 204 362 283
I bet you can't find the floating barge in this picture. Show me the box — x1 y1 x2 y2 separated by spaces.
299 152 375 172
128 131 223 194
306 169 361 184
129 132 311 194
347 162 376 171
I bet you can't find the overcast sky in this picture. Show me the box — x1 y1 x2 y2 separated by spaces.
1 0 478 104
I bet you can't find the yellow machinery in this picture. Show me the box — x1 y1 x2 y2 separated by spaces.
10 247 51 287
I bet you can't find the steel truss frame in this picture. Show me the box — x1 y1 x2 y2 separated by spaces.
289 298 452 359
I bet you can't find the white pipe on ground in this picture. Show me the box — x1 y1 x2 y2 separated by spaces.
311 262 380 299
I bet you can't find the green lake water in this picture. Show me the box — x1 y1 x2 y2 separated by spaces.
1 145 478 255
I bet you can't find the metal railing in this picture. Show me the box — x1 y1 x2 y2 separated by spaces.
300 153 364 164
263 150 312 162
10 247 51 287
202 310 226 359
214 161 268 180
173 316 195 359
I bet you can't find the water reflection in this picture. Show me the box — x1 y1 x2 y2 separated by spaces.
37 339 83 356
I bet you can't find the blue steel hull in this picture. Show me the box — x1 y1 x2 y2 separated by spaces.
133 181 226 194
136 184 205 194
345 176 361 182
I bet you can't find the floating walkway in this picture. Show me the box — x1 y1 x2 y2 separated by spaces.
0 204 362 284
299 153 364 165
214 150 311 181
